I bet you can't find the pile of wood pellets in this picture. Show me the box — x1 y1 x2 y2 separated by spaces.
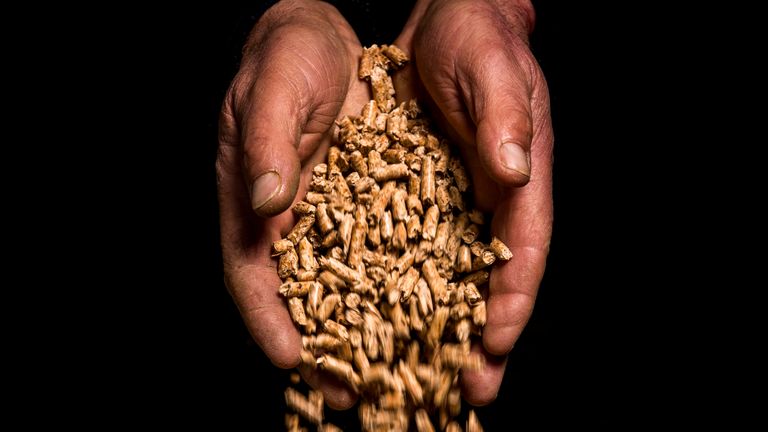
272 44 513 432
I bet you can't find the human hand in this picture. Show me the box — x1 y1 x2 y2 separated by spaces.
216 0 369 409
393 0 554 405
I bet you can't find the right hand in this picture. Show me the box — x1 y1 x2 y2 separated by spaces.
392 0 554 406
216 0 369 409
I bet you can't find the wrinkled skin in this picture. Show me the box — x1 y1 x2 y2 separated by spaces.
217 0 552 409
393 0 553 405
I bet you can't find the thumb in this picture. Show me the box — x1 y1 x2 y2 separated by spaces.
238 72 307 217
460 47 534 187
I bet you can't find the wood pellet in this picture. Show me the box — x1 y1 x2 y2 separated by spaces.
274 44 510 431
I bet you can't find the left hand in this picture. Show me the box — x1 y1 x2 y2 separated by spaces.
393 0 554 405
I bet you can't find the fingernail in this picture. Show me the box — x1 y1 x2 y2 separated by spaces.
499 141 531 178
251 170 281 211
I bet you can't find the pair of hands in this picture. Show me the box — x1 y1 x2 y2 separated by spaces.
217 0 553 409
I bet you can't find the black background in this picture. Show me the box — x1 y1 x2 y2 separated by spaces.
108 1 708 428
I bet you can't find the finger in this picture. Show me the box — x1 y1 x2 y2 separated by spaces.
217 113 302 369
457 45 534 187
238 70 307 217
484 244 542 356
483 85 553 355
229 264 303 369
460 343 508 406
299 366 358 410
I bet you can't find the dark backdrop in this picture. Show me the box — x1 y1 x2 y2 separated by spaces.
123 1 685 428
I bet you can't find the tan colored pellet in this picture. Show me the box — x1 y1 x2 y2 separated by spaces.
353 344 370 372
292 201 316 215
316 294 341 322
347 220 367 269
420 155 436 206
455 318 471 342
432 221 451 257
409 296 424 333
392 221 407 250
323 319 349 342
462 270 489 286
457 245 472 273
318 256 360 283
433 371 453 408
407 194 424 216
286 213 316 245
489 236 514 260
285 387 322 425
435 184 452 213
300 349 316 369
272 238 294 256
415 278 433 316
297 269 317 282
303 333 343 352
469 241 487 257
362 249 388 269
407 213 421 239
362 362 397 391
450 302 471 321
288 298 307 326
441 344 484 371
379 321 395 365
320 230 340 249
446 421 462 432
389 301 410 339
367 149 383 174
461 224 479 245
312 202 333 234
382 147 406 163
286 413 300 432
379 391 405 410
472 249 496 271
467 410 483 432
366 265 387 285
317 354 361 392
396 360 424 404
372 163 409 183
415 409 435 432
278 281 312 298
422 258 447 302
345 308 363 326
370 66 395 113
398 266 420 302
391 189 408 221
368 180 396 225
386 107 408 140
426 306 450 349
338 213 354 254
471 300 487 327
367 222 381 247
381 44 408 67
306 281 323 318
318 423 342 432
297 237 316 271
354 176 376 194
462 282 482 305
